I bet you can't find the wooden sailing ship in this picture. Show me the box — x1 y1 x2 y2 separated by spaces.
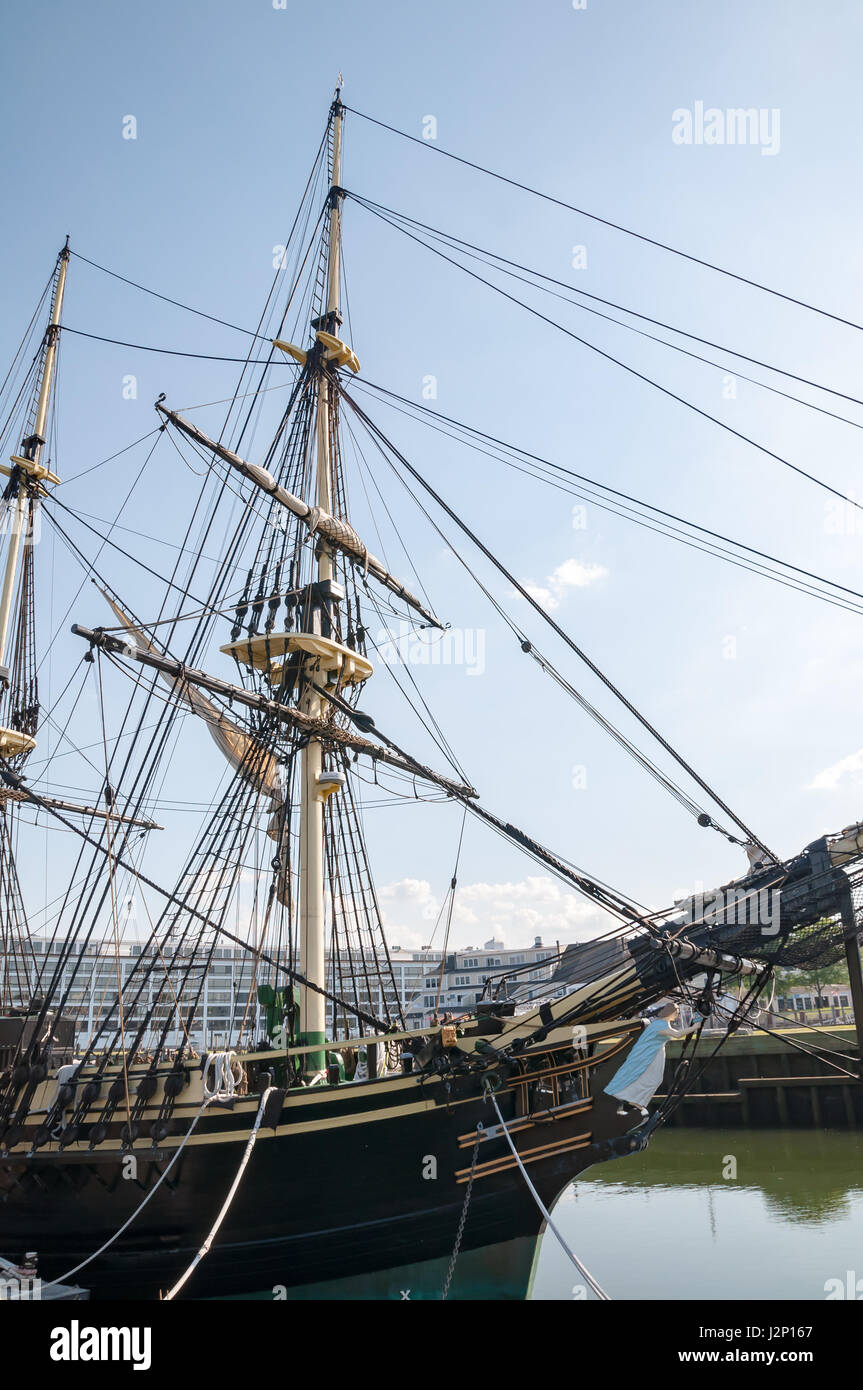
1 87 863 1301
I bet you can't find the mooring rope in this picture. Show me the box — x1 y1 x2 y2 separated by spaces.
488 1090 610 1300
52 1096 214 1287
162 1086 276 1301
49 1054 258 1290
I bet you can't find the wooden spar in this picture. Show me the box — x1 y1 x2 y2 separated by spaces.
0 785 161 830
69 622 477 801
649 935 759 976
0 756 391 1034
153 402 443 632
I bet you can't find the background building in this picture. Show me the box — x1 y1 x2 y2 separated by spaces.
23 935 558 1052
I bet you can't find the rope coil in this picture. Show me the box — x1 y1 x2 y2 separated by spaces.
202 1050 244 1102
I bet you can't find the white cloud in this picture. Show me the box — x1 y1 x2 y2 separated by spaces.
521 557 607 611
523 583 557 609
379 874 608 951
380 878 435 903
807 748 863 792
378 879 442 941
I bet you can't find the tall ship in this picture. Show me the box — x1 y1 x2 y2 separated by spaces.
1 87 862 1301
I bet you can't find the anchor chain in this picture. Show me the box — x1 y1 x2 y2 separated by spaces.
441 1123 482 1300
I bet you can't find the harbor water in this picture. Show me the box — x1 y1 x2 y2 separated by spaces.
532 1129 863 1300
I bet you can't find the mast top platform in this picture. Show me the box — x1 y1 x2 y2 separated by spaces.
0 729 36 757
221 631 373 689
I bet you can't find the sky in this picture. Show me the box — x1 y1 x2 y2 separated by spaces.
3 0 863 955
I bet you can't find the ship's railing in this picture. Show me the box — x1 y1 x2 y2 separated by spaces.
237 1021 446 1067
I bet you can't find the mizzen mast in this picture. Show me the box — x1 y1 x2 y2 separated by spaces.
0 238 68 756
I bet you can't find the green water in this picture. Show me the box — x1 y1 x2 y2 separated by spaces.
531 1129 863 1300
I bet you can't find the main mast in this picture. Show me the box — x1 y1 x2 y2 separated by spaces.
153 84 440 1064
298 88 347 1072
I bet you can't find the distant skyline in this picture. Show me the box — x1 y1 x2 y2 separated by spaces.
3 1 863 951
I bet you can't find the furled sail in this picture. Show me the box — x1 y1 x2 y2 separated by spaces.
100 591 281 806
73 621 478 801
154 402 443 631
827 818 863 867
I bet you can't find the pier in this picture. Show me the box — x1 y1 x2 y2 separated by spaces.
658 1025 863 1128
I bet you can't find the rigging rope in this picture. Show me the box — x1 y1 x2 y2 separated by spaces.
347 191 863 424
354 379 863 618
434 808 467 1017
711 999 862 1081
69 250 268 340
354 198 863 516
339 384 776 863
60 325 296 365
343 104 863 335
311 679 647 924
0 755 392 1033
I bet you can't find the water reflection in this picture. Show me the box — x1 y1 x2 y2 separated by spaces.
531 1129 863 1300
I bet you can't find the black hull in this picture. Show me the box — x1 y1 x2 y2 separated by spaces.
2 1104 596 1299
0 1039 638 1299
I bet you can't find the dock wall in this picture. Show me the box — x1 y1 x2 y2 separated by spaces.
657 1024 863 1127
